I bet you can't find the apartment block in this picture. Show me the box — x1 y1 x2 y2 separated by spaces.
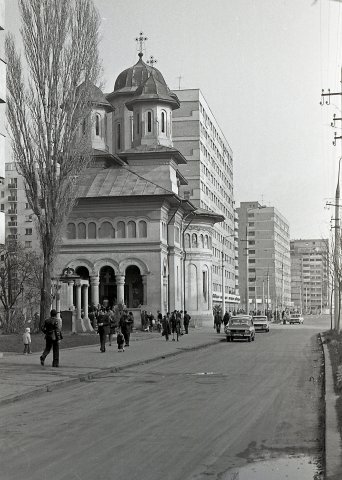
237 201 291 312
290 239 329 313
0 0 6 244
172 89 238 310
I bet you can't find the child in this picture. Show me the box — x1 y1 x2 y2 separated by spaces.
23 327 32 354
117 329 125 352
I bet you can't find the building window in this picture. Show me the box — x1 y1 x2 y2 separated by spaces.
161 111 166 133
137 113 140 134
77 222 86 239
25 228 32 235
138 220 147 238
127 221 136 238
99 221 115 239
95 114 100 136
0 204 3 211
67 223 76 239
147 111 152 133
0 191 3 198
25 241 32 248
88 222 96 239
117 221 125 238
117 123 121 150
25 203 30 209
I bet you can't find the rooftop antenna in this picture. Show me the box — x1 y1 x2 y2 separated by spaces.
177 75 182 90
135 31 148 57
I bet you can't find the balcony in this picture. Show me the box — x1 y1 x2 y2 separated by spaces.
8 221 17 227
8 183 17 189
7 234 17 240
7 210 17 215
8 196 17 202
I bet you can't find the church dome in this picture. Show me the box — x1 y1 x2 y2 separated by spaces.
126 72 180 110
114 52 168 94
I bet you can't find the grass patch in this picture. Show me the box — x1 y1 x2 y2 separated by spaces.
0 332 100 353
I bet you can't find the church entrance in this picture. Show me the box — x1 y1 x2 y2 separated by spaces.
124 265 143 308
74 266 90 310
99 266 117 306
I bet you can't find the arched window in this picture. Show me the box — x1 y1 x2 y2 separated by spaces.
192 233 198 248
200 234 204 248
138 220 147 238
95 114 100 136
137 113 140 135
77 222 86 239
117 221 125 238
66 223 76 239
117 123 121 150
82 119 86 135
88 222 96 239
127 220 136 238
161 111 166 133
204 235 208 248
185 233 190 248
175 226 180 243
99 221 115 239
147 111 152 133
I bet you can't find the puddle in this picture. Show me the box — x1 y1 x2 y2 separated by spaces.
221 455 320 480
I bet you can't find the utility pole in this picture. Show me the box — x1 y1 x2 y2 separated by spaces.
262 279 265 315
267 270 270 316
320 67 342 331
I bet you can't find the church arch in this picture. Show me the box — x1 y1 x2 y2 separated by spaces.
146 110 153 133
66 223 76 239
200 234 204 248
204 235 209 248
161 110 166 134
99 221 115 239
138 220 147 238
187 263 198 310
94 259 119 275
88 222 97 239
124 265 143 308
117 221 126 238
127 220 136 238
65 258 95 275
95 113 101 136
75 266 90 280
192 233 198 248
118 257 150 276
99 265 116 305
184 233 190 248
77 222 86 239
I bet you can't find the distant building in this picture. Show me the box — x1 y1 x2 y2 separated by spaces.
290 239 329 314
0 0 6 244
172 89 239 311
237 201 291 313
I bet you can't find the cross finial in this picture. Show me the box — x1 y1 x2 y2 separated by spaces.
147 55 158 67
177 75 183 90
135 31 148 58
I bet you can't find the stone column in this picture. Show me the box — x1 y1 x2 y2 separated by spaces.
142 275 147 306
116 275 125 304
82 283 93 332
75 280 86 332
90 275 99 306
67 281 74 310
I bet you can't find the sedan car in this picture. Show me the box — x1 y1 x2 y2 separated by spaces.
225 315 255 342
289 313 304 325
252 315 270 332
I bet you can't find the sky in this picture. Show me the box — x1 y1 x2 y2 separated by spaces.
5 0 342 240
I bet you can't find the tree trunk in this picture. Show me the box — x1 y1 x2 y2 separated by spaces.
39 249 53 327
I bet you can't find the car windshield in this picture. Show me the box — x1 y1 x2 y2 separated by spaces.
253 317 267 321
230 318 251 327
291 314 301 318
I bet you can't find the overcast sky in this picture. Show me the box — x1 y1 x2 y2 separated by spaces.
6 0 342 239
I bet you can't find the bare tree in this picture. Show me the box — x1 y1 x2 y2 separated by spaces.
6 0 101 322
0 242 41 333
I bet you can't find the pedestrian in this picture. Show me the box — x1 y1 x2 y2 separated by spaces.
40 309 62 367
119 309 131 347
223 311 230 327
162 314 170 341
23 327 32 354
108 308 116 346
183 311 191 334
97 304 110 353
180 310 184 334
214 311 222 333
157 310 163 333
128 311 134 332
117 328 125 352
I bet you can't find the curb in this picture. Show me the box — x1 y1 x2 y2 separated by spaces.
0 337 220 407
321 333 342 479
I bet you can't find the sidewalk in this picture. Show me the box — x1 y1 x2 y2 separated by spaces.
0 327 221 405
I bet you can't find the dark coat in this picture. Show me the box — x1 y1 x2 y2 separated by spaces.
41 317 62 341
184 313 191 326
97 309 110 334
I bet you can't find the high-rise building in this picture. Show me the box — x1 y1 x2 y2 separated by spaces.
0 0 6 244
290 239 329 314
172 89 238 311
237 201 291 313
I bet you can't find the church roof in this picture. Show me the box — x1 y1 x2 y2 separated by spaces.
78 81 114 112
121 144 187 164
78 165 173 198
125 72 180 110
111 53 167 96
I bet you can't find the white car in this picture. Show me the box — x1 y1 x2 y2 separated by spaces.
252 315 270 332
289 313 304 325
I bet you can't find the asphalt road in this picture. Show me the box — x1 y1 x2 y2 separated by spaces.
0 317 328 480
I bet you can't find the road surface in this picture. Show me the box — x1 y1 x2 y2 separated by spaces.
0 317 327 479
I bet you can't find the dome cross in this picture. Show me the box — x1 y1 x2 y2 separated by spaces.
147 55 158 67
135 31 148 56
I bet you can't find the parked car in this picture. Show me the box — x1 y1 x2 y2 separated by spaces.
289 313 304 325
252 315 270 332
224 315 255 342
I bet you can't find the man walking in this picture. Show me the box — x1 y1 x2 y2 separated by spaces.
40 309 62 367
183 311 191 334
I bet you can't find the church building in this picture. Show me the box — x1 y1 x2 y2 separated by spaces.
56 47 224 330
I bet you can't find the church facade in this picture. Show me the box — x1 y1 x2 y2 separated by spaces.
56 51 224 330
